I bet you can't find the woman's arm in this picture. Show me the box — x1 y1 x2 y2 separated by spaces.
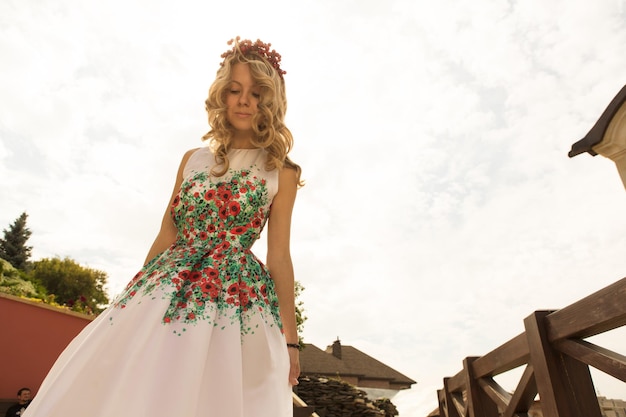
266 166 300 385
143 148 197 265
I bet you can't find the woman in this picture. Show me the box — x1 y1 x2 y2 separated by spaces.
24 37 302 417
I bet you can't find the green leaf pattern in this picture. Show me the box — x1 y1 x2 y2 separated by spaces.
112 167 281 335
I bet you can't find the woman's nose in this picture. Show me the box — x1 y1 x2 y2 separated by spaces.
238 93 249 106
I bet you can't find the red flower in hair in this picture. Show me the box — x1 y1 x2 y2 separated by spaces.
220 37 287 79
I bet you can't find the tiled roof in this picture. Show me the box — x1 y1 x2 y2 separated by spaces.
300 341 416 386
331 344 416 385
299 343 352 375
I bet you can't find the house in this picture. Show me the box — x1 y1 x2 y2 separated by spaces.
299 338 416 399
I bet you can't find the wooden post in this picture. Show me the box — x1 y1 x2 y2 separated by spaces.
463 357 499 417
524 311 602 417
436 388 446 417
442 378 462 417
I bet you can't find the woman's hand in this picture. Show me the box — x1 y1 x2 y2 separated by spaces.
288 347 301 385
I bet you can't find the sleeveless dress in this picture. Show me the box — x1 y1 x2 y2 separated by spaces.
23 147 292 417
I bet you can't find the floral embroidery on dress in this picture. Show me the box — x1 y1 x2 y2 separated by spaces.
112 167 281 336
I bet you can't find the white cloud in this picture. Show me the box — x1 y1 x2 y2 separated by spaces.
2 0 626 415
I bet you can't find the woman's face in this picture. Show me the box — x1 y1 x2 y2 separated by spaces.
225 63 261 137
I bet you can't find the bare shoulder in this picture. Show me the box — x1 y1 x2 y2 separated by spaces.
273 166 298 211
177 147 202 168
171 147 202 179
183 147 202 160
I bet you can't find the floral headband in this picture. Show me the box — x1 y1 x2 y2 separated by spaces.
220 36 286 79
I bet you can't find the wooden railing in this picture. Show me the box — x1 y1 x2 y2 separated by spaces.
428 277 626 417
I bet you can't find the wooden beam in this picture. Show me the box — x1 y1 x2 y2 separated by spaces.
546 278 626 341
476 377 510 410
472 333 529 378
556 338 626 382
446 370 465 393
502 364 537 417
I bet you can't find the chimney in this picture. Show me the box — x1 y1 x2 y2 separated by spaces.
331 338 342 359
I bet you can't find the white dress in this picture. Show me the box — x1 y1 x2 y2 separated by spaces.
24 147 292 417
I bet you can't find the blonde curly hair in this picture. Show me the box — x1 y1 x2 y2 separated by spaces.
202 39 302 186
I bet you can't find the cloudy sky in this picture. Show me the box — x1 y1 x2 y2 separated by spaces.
2 0 626 415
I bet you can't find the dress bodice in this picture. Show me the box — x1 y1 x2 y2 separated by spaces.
172 147 279 252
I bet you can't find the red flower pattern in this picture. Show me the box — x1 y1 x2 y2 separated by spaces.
113 168 281 335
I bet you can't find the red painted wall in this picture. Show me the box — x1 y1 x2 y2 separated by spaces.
0 293 93 398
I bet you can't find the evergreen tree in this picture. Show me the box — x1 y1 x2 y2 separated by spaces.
0 212 33 270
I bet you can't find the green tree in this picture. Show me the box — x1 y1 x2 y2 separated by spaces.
32 257 109 314
0 258 41 298
0 212 33 270
295 280 307 347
